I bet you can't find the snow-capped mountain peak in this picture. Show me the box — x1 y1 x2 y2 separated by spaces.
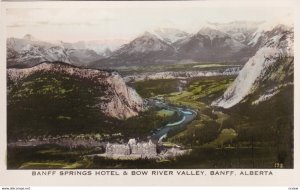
151 28 190 44
7 36 73 68
113 31 174 55
248 17 293 47
7 35 110 67
197 27 228 39
205 21 263 45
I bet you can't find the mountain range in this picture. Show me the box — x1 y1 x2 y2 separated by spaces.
7 21 294 110
7 21 264 69
91 25 259 68
7 35 115 68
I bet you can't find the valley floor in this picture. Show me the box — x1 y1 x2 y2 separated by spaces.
7 73 294 169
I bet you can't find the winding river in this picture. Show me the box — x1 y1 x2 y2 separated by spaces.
148 99 197 141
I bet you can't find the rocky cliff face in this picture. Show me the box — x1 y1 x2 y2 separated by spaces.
7 62 144 119
212 24 294 108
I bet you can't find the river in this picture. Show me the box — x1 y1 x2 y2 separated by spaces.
148 99 197 141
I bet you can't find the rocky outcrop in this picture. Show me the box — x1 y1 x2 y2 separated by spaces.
7 62 144 119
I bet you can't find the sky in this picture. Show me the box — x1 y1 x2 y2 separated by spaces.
6 2 293 42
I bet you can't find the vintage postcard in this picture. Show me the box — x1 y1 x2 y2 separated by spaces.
0 0 299 186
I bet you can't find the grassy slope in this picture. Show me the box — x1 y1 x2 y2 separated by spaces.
133 79 179 98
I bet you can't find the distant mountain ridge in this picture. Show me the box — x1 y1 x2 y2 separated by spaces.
7 21 265 68
173 27 246 62
7 35 111 68
91 31 178 67
91 23 263 68
7 36 73 68
206 21 264 45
